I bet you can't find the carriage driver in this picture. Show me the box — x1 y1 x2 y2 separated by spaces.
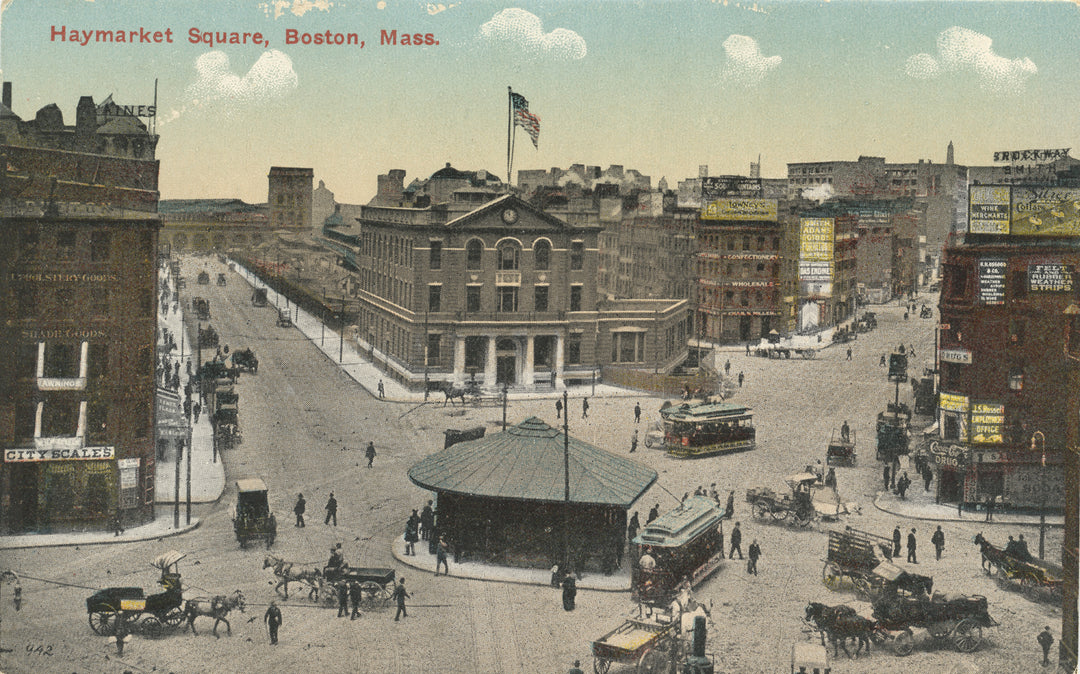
327 544 345 571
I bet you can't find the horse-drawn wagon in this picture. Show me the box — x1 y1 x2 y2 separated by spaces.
198 324 219 348
318 566 397 609
870 591 997 656
86 551 187 638
974 533 1063 602
822 526 895 592
216 272 227 286
251 287 268 307
749 474 848 527
591 600 714 674
192 296 211 321
233 478 276 549
197 270 210 285
231 348 258 374
826 428 856 466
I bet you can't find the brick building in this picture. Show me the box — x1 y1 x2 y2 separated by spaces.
267 166 313 230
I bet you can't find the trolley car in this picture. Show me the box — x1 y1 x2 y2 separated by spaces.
661 401 755 459
630 496 726 606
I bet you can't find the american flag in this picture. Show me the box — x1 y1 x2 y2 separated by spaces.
510 91 540 148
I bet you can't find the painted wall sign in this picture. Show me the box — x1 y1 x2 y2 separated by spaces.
1028 263 1074 292
978 258 1006 304
939 392 970 412
4 446 116 462
939 349 972 365
968 185 1010 234
970 401 1005 444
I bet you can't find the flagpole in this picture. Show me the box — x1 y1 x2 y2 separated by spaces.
507 86 513 185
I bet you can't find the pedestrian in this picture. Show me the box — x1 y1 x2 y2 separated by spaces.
582 397 589 419
627 512 640 544
907 528 918 564
1037 626 1054 666
897 472 910 499
984 495 994 522
568 659 585 674
392 577 410 621
293 493 306 527
561 570 577 611
846 347 852 361
193 401 201 424
840 420 850 442
724 359 731 375
923 465 934 492
892 526 902 558
745 343 751 356
420 500 434 541
112 510 124 536
365 441 376 468
555 398 563 419
183 397 192 422
737 371 744 387
824 467 836 489
890 457 899 489
336 581 350 617
725 491 735 519
728 522 743 559
747 539 761 575
634 402 641 423
551 563 562 587
404 510 420 555
883 464 891 491
264 601 282 644
435 535 450 575
931 525 945 560
630 429 638 453
349 581 363 619
647 503 660 523
377 379 385 399
114 612 130 656
879 353 886 367
324 492 338 526
908 345 915 359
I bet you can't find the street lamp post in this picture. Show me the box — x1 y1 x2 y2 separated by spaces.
1031 430 1047 560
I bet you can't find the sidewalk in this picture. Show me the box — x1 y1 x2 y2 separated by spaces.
231 260 636 404
874 480 1064 527
389 537 630 592
0 506 201 550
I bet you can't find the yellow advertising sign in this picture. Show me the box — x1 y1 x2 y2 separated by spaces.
799 218 834 262
1011 186 1080 236
939 392 970 412
701 198 778 221
968 186 1010 234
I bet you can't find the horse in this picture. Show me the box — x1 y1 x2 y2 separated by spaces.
805 601 876 659
263 555 321 600
184 590 245 637
973 533 1004 574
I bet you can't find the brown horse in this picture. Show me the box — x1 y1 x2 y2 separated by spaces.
184 590 245 638
805 601 877 659
263 555 321 600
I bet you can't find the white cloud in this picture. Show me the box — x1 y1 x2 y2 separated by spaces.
259 0 332 20
720 35 781 87
185 50 298 110
905 26 1036 92
801 183 835 205
478 8 586 60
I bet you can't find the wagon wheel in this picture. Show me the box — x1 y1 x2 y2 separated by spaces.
752 500 770 519
592 656 611 674
953 618 982 653
770 506 789 522
801 349 816 359
360 581 388 609
892 628 915 656
636 646 671 674
853 577 876 601
794 509 813 527
140 614 164 639
1019 573 1041 599
822 562 843 590
89 609 119 636
161 607 186 628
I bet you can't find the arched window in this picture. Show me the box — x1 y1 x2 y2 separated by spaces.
466 240 484 270
498 242 519 270
534 240 551 270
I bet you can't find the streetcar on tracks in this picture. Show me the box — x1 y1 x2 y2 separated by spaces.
630 495 726 606
660 401 755 459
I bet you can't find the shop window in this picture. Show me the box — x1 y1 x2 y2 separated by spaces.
466 240 484 270
426 333 441 365
498 243 519 270
943 414 960 441
428 285 441 312
43 463 75 514
534 285 549 312
534 240 551 270
86 463 113 515
41 398 79 437
570 285 583 312
90 231 111 262
570 242 584 270
429 241 442 270
566 335 582 364
497 286 518 312
43 343 78 378
88 343 108 379
466 285 481 312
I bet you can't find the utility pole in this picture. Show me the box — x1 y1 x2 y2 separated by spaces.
173 437 181 529
339 296 345 363
185 422 192 525
502 383 509 431
562 390 570 569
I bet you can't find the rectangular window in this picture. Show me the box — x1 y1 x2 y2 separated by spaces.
428 285 441 312
88 343 109 379
566 335 582 365
570 285 582 312
14 402 36 440
90 231 111 262
429 241 442 270
498 286 518 312
41 398 79 437
44 343 78 378
20 228 39 258
86 402 108 443
570 242 584 270
466 285 482 313
534 285 549 312
464 336 486 369
426 333 441 365
55 287 76 315
57 230 77 258
17 343 38 379
91 286 109 316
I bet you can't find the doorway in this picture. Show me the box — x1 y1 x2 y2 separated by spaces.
496 338 517 385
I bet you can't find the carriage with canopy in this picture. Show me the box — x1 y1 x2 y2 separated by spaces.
86 551 187 638
233 478 276 548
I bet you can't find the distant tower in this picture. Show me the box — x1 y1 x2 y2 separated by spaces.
268 167 313 230
946 141 954 166
699 165 709 179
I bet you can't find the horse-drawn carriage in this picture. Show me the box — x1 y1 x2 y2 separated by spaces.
198 324 219 348
276 308 293 327
875 403 911 462
591 601 714 674
192 296 211 321
231 348 258 374
216 272 227 286
251 287 268 307
748 474 847 527
233 478 276 549
826 428 856 466
86 551 187 638
974 533 1064 602
317 566 397 609
871 591 997 656
197 270 210 285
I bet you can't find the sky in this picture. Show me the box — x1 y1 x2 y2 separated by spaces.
1 0 1077 204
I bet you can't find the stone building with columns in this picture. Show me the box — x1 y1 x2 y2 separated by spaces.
326 185 689 391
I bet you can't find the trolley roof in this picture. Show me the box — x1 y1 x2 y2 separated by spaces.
660 401 752 422
633 496 725 549
236 477 268 493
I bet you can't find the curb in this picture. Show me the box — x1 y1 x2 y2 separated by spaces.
872 494 1064 528
0 517 203 551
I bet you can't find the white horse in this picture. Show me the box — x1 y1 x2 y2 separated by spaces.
263 555 321 600
184 590 245 638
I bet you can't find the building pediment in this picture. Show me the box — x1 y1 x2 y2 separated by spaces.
445 194 577 232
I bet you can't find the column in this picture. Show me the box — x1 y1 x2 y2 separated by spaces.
484 336 497 387
554 333 564 389
453 337 465 385
523 335 535 389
